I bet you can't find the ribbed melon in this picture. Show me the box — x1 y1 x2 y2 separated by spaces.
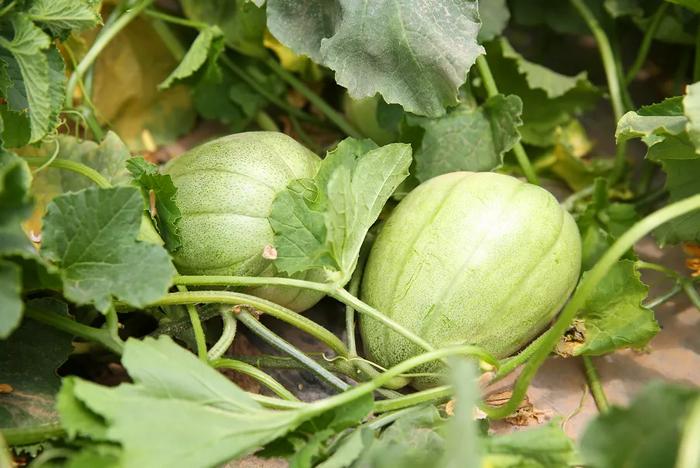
164 132 325 312
360 172 582 387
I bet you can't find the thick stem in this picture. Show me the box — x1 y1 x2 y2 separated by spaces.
374 385 453 413
177 285 208 362
22 157 111 188
625 2 669 83
475 55 539 185
1 423 65 446
256 111 280 132
65 0 153 107
153 289 348 357
25 306 123 354
493 330 552 381
265 58 362 138
681 280 700 311
207 309 237 360
236 311 350 391
582 356 609 412
482 193 700 419
345 263 362 356
212 358 299 401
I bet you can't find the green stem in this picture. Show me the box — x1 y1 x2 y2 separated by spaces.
0 433 11 468
177 285 208 362
207 309 237 360
570 0 625 122
149 17 187 61
1 423 65 446
475 55 539 185
236 311 350 391
644 283 682 308
212 358 299 401
255 111 280 132
0 1 17 18
677 396 700 468
265 58 362 138
635 260 679 278
251 393 305 410
220 55 317 123
493 330 552 381
172 276 438 358
104 306 124 348
582 356 609 412
345 252 365 356
482 193 700 419
22 157 111 188
153 289 348 357
289 114 321 153
143 8 208 29
563 185 595 212
366 406 426 430
625 2 669 83
305 345 491 416
65 0 153 107
374 385 453 413
681 280 700 311
25 305 123 354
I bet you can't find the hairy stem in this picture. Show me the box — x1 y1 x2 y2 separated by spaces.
482 193 700 419
475 55 539 185
374 385 453 413
154 289 347 357
582 356 609 412
236 311 350 391
212 358 299 401
177 285 208 362
625 2 669 83
207 308 237 360
22 157 111 188
265 58 362 138
66 0 153 107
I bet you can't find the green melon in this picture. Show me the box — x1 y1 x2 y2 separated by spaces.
360 171 582 387
164 131 325 312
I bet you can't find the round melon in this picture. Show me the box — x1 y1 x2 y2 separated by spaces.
164 132 325 312
360 171 582 387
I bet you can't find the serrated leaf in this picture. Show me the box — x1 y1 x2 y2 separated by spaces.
27 0 101 36
654 158 700 244
0 15 55 143
270 139 411 281
41 186 175 313
159 26 223 90
267 0 484 117
126 158 182 252
573 260 658 356
484 38 599 146
581 382 700 468
408 94 522 182
0 260 22 339
0 299 74 428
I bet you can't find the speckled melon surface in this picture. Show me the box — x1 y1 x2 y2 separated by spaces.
164 132 324 311
360 172 582 386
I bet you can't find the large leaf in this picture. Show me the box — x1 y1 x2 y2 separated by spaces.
407 94 522 182
478 0 510 43
267 0 484 117
270 139 411 282
41 187 175 313
484 38 599 146
27 0 100 37
159 26 223 90
0 300 73 429
572 260 658 356
581 382 700 468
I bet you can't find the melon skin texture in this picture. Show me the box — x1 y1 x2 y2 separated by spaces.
164 132 325 312
360 172 582 387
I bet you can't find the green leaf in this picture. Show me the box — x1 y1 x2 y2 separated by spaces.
270 139 412 281
0 106 31 148
580 382 700 468
0 301 74 429
41 186 175 313
316 428 373 468
0 16 63 143
478 0 510 43
483 421 577 467
267 0 484 117
441 359 480 468
654 158 700 244
126 158 182 253
27 0 101 36
572 260 658 356
58 336 340 467
0 260 22 339
684 81 700 151
182 0 266 58
0 152 33 224
408 94 522 182
159 26 223 90
666 0 700 13
484 38 599 146
604 0 644 18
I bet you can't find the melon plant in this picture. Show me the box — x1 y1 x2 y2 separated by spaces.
360 171 582 387
164 132 326 312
